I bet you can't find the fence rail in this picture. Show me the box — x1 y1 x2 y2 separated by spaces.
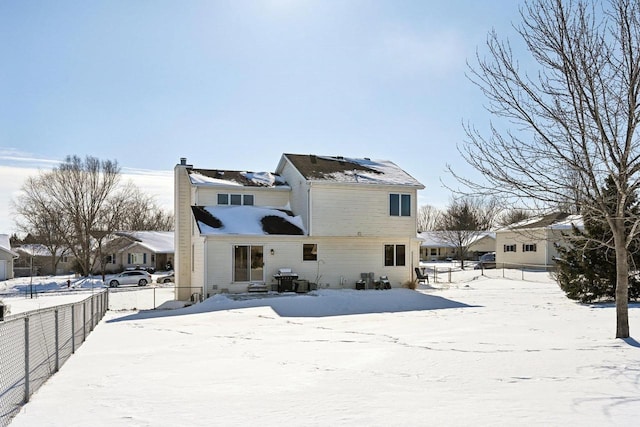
0 290 108 427
423 262 558 284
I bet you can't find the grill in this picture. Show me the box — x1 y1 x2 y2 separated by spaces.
273 268 299 292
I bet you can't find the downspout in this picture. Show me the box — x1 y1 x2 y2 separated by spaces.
545 228 549 267
307 182 313 236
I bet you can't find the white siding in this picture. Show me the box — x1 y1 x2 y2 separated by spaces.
174 164 194 300
204 235 421 294
495 228 560 266
310 184 417 237
0 251 14 280
192 238 205 293
278 161 310 231
195 186 290 208
468 236 496 254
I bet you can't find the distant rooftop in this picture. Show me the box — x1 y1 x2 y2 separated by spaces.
114 231 174 253
507 212 583 230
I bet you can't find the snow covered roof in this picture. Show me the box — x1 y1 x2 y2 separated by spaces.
13 244 69 257
467 231 497 245
192 205 306 236
417 231 495 247
417 231 457 247
0 234 18 257
114 231 174 253
505 213 583 231
549 214 583 230
188 169 289 188
282 154 424 188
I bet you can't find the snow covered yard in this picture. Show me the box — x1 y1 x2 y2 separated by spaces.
6 272 640 426
0 274 176 316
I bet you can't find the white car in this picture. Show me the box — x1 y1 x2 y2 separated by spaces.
156 272 175 284
108 270 152 287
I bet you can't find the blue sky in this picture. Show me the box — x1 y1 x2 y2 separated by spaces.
0 0 524 233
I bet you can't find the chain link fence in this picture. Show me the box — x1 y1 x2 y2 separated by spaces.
106 286 197 311
0 290 108 427
422 262 557 284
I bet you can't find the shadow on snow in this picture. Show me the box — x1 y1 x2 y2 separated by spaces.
107 288 477 322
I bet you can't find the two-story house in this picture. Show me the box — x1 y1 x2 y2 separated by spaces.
174 154 424 300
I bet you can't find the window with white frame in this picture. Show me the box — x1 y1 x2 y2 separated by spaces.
504 244 516 252
523 243 537 252
389 194 411 217
218 193 254 206
384 244 406 266
128 253 146 264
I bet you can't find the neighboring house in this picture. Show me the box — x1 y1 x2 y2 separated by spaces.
12 244 74 276
102 231 174 273
418 231 496 261
468 232 497 255
174 154 425 299
418 231 457 261
495 212 582 267
0 234 18 280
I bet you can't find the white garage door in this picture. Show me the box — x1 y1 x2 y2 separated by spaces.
0 260 6 281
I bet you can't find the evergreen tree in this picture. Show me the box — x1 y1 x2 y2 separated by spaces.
555 177 640 302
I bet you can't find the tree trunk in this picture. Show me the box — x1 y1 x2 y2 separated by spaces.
613 226 630 338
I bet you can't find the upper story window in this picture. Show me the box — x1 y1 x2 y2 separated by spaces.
390 194 411 217
504 244 516 252
218 193 254 206
523 243 537 252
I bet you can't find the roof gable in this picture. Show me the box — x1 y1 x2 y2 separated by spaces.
0 234 18 257
283 154 424 187
113 231 174 253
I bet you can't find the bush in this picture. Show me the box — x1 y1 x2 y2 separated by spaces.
403 279 417 290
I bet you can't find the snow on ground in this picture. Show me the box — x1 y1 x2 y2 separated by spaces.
0 272 176 316
4 267 640 426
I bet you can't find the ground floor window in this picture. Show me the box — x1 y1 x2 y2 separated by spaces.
384 244 406 266
128 253 145 264
303 244 317 261
234 245 264 282
523 243 537 252
504 244 516 252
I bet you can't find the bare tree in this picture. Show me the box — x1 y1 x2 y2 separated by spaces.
436 198 497 269
453 0 640 337
14 156 175 277
496 209 533 228
118 184 174 231
417 205 442 232
15 156 132 275
14 176 74 274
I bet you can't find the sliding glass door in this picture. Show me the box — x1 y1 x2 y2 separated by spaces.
233 245 264 282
